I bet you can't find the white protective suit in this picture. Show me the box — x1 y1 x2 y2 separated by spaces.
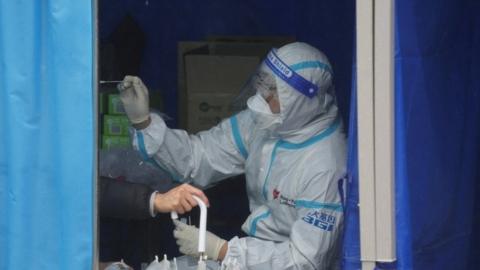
132 42 347 269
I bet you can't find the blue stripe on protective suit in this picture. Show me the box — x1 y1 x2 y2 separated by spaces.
295 200 343 212
262 118 340 200
136 131 183 182
278 117 340 150
230 115 248 159
136 132 150 161
249 210 271 236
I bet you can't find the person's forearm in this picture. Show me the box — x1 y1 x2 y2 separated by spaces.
218 242 228 261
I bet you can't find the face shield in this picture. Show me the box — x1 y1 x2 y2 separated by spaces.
251 68 277 100
229 61 283 131
231 62 278 113
232 48 322 110
232 48 325 132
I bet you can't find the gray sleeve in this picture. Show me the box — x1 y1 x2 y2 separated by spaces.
99 177 155 220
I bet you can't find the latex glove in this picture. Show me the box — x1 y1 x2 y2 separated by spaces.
173 219 227 261
118 75 150 124
154 184 210 214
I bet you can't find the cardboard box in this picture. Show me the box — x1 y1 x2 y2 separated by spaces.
102 135 131 150
177 41 210 128
108 94 126 115
185 54 260 94
184 55 259 132
103 115 130 136
178 37 295 132
186 93 238 133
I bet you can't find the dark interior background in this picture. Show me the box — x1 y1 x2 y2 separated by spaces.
98 1 355 269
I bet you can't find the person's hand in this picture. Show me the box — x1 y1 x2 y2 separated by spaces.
154 184 209 214
118 75 150 126
173 220 228 261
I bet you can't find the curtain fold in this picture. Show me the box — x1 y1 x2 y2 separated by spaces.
0 1 94 269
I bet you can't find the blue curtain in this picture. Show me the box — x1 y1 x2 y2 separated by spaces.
0 1 94 269
343 1 480 269
395 0 480 269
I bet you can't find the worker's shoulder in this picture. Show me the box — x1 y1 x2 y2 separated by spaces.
300 130 347 173
302 124 346 153
231 109 255 126
225 109 256 140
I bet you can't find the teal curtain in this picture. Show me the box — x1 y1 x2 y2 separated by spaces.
0 1 94 269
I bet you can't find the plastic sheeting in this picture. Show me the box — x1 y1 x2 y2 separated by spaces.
0 1 94 270
343 0 480 269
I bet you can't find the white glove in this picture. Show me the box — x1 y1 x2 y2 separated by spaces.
118 75 150 124
173 220 227 261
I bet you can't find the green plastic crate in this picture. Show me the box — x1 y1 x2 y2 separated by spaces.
108 94 126 115
102 135 131 150
103 115 130 136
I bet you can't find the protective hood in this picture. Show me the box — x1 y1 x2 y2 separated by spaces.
268 42 338 141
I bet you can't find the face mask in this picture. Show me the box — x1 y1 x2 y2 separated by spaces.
247 94 282 130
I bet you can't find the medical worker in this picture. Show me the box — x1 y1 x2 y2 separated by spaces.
119 42 347 269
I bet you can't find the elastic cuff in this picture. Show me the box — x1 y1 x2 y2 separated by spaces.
149 191 158 217
132 116 151 129
132 113 167 157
